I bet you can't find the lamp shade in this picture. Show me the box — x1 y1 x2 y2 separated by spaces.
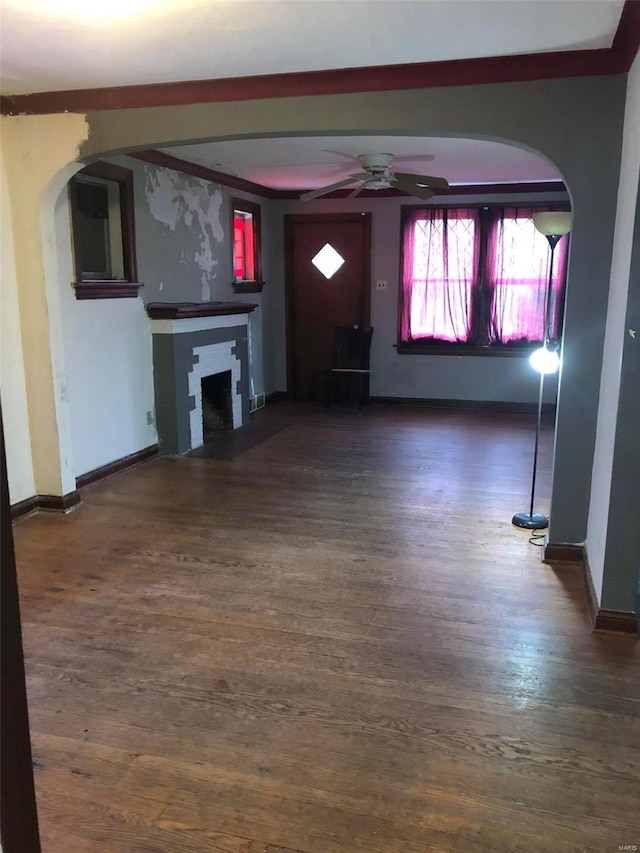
529 346 560 374
532 211 573 237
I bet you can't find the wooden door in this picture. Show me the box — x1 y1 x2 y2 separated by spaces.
285 213 371 400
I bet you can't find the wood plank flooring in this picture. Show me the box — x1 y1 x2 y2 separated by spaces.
12 403 640 853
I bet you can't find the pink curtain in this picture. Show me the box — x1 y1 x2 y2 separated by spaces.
400 208 480 343
487 207 569 344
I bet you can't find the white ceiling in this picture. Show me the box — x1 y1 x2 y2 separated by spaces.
163 135 562 190
0 0 625 96
2 0 620 188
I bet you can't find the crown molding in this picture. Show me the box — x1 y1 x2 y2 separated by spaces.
2 2 639 118
129 151 567 201
322 181 568 200
129 150 283 199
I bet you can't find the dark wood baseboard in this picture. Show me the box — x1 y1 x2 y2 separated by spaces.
582 548 599 628
37 491 82 513
594 609 638 634
370 396 556 415
265 392 289 405
76 444 159 489
10 496 39 520
11 446 158 519
543 542 585 563
545 542 638 635
11 491 81 519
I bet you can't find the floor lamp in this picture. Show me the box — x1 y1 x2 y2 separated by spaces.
512 211 573 530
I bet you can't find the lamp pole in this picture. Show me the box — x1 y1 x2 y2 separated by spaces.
520 236 558 526
512 213 571 531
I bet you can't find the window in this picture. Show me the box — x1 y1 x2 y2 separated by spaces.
400 208 480 345
69 162 141 300
231 198 264 293
398 205 569 354
487 209 566 345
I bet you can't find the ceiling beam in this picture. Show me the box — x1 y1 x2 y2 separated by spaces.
2 0 639 119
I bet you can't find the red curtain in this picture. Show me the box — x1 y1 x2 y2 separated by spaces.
400 207 481 343
233 214 246 279
234 213 255 280
486 207 569 344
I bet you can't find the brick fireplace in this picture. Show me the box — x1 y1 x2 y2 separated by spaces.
147 302 257 455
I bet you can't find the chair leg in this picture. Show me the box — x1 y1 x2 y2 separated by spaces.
324 372 332 408
357 375 369 408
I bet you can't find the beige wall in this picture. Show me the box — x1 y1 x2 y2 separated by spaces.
1 150 35 503
1 113 88 499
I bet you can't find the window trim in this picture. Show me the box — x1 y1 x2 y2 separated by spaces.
395 342 537 357
69 161 142 300
396 202 571 357
231 197 264 293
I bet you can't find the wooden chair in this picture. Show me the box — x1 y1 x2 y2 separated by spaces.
324 325 373 408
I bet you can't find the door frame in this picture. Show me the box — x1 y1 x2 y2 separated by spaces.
283 212 372 398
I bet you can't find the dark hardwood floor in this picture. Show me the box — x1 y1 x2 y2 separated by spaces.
12 403 640 852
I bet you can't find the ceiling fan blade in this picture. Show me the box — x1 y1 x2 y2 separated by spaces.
347 185 362 199
321 149 360 162
393 171 449 190
388 154 435 164
300 175 363 201
391 179 435 201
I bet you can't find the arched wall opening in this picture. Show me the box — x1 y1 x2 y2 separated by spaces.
3 71 626 552
45 128 571 485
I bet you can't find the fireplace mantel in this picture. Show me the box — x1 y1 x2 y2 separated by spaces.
146 301 257 320
148 302 255 455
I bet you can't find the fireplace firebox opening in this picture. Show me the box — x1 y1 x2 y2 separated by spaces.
201 371 233 437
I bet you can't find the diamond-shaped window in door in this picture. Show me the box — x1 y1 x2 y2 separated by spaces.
311 243 345 279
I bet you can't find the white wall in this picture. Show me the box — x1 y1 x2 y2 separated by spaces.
55 188 157 478
586 52 640 600
1 153 35 503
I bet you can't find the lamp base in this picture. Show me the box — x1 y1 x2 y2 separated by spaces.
512 512 549 530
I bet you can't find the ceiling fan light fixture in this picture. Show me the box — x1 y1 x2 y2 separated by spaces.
363 178 390 191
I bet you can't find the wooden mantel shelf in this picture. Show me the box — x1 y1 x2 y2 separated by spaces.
146 301 257 319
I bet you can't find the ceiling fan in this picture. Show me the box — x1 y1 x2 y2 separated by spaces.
300 153 449 201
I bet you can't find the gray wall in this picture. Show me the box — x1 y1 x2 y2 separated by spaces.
287 190 568 404
104 155 288 398
600 181 640 612
81 73 628 546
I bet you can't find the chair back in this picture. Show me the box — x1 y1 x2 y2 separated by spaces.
334 325 373 370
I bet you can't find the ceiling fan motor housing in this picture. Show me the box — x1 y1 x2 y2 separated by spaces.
359 153 394 174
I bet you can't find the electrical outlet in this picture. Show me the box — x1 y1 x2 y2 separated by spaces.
146 410 155 425
376 280 387 290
